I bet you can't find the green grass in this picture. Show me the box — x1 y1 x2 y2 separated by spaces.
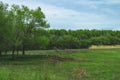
0 49 120 80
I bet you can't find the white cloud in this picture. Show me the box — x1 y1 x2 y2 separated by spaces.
37 3 120 30
76 0 120 5
1 0 120 30
112 27 120 31
75 0 120 10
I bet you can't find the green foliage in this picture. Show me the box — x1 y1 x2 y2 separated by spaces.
56 35 80 49
0 1 49 55
32 36 50 50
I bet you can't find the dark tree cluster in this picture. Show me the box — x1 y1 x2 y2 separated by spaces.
29 29 120 50
0 1 49 57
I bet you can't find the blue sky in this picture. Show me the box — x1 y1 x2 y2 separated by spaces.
1 0 120 30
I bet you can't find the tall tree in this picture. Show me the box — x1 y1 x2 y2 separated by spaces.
0 1 9 56
21 6 50 55
10 5 50 55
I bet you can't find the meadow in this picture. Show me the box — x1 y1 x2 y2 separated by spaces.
0 49 120 80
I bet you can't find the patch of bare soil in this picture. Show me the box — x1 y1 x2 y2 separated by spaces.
46 55 92 62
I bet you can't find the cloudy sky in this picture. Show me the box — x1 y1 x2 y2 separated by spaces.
1 0 120 30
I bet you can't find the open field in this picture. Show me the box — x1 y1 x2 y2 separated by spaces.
0 49 120 80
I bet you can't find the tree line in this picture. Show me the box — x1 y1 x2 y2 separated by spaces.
0 1 120 58
27 29 120 50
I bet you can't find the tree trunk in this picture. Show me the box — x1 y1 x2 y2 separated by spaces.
12 46 15 59
5 50 7 55
0 50 1 56
17 48 19 56
22 45 25 56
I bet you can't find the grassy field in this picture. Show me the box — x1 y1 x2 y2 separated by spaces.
0 49 120 80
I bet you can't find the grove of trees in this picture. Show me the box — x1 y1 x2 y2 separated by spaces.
0 1 120 57
0 1 49 57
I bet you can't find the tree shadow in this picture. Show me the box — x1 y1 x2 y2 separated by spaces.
0 54 92 65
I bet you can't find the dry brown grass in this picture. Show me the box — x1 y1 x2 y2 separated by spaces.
89 45 120 49
72 67 87 80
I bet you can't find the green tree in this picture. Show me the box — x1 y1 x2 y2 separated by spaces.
56 35 80 49
0 1 10 56
9 4 50 55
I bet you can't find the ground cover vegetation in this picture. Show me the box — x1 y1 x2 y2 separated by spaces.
0 49 120 80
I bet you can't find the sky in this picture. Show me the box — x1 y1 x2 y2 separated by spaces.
1 0 120 30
